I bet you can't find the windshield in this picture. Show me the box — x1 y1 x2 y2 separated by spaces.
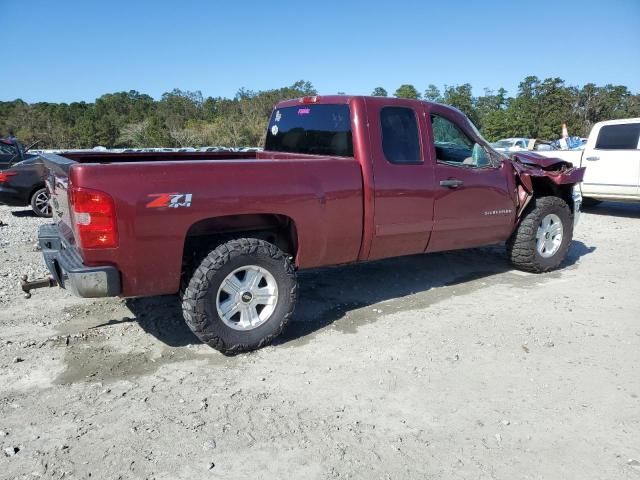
264 104 353 157
493 140 513 148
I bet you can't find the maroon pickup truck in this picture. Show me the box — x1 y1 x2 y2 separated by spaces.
29 95 585 353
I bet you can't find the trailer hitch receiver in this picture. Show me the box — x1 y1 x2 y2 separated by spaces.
20 275 58 299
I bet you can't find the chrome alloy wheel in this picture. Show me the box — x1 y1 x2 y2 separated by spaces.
34 190 51 217
536 213 563 258
216 266 278 331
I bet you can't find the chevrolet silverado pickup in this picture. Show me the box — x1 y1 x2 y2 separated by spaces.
29 96 585 353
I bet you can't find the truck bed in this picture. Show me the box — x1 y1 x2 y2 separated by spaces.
42 151 364 296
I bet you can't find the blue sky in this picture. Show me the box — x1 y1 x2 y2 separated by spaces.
2 0 639 103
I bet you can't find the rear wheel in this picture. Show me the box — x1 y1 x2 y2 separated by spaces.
30 188 52 218
181 238 297 354
507 196 573 273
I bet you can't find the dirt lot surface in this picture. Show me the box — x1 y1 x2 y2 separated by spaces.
0 203 639 480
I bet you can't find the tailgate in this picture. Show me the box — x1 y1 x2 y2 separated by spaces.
42 153 77 242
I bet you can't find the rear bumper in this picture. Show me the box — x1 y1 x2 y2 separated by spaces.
38 224 121 297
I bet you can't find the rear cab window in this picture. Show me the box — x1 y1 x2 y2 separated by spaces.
264 104 353 157
595 123 640 150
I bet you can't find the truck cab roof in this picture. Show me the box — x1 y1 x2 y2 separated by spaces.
275 94 466 114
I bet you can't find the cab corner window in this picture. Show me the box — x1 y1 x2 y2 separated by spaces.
380 107 422 164
431 114 491 168
595 123 640 150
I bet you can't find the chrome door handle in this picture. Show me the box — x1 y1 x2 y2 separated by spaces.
440 179 464 188
585 156 600 161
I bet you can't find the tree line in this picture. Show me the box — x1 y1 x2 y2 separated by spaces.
0 81 316 149
1 77 638 149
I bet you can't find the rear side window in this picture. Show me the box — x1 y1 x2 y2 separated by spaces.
264 104 353 157
595 123 640 150
380 107 422 164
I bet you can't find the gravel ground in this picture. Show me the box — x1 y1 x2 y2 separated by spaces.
0 202 639 480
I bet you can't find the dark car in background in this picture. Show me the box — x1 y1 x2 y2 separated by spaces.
0 137 51 217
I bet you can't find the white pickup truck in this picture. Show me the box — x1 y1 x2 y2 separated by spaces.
537 118 640 204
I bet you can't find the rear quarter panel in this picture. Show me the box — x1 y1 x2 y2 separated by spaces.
70 156 363 297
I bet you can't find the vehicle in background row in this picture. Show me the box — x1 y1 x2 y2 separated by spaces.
523 139 558 152
0 137 51 217
0 137 38 169
491 137 530 153
537 118 640 204
30 96 584 353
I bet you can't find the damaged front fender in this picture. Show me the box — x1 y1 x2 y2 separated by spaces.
509 152 586 219
511 151 586 184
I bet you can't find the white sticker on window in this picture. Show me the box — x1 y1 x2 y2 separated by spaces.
271 125 279 136
275 110 282 122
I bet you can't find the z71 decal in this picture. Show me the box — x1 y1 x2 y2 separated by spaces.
146 193 193 209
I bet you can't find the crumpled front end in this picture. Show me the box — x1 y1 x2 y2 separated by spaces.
511 151 586 185
510 152 586 226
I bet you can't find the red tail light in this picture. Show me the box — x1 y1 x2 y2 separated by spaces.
0 172 17 183
69 187 118 249
300 96 320 104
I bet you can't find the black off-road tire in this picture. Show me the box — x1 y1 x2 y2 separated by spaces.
181 238 297 354
507 196 573 273
30 188 52 218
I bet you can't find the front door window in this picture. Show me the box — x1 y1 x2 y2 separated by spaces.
431 115 493 168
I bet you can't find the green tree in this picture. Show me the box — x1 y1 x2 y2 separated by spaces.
371 87 388 97
442 84 478 125
424 84 441 102
475 87 508 133
394 84 421 99
535 77 577 139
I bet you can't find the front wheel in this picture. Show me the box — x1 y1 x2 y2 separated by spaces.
31 188 52 218
507 196 573 273
181 238 297 354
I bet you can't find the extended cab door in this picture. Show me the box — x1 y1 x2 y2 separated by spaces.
364 98 436 260
581 121 640 198
425 106 516 252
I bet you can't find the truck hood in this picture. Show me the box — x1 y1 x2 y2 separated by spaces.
510 151 572 170
509 152 585 188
